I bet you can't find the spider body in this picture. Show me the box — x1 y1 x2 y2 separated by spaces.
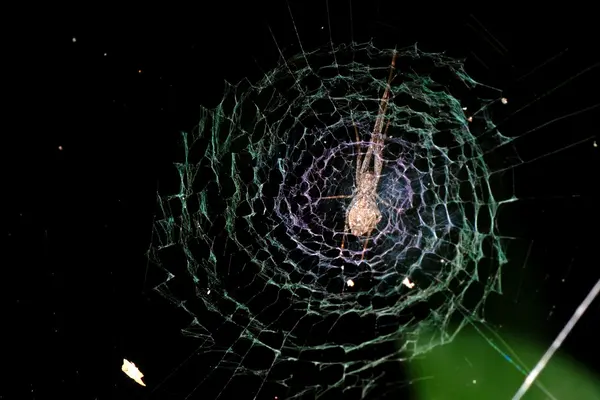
347 172 381 237
320 52 397 259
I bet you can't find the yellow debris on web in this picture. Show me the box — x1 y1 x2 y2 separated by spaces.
122 359 146 387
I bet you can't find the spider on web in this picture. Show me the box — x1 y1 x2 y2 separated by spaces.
320 51 399 260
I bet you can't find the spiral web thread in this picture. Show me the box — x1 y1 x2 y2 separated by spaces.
148 42 518 398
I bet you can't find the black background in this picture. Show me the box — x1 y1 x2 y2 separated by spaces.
6 3 599 399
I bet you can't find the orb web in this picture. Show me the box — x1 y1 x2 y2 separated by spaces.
147 41 524 398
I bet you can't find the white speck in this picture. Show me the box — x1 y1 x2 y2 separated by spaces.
346 279 354 287
501 97 508 104
72 37 76 43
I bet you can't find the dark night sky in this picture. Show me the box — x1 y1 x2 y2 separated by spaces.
5 4 600 400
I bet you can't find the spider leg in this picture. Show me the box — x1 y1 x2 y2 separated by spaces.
337 212 351 257
320 194 353 200
340 220 349 251
360 229 374 261
353 119 362 184
376 194 392 208
377 194 405 216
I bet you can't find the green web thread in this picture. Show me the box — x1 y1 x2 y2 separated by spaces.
148 42 516 398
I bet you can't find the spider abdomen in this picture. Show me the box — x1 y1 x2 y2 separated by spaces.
348 195 381 236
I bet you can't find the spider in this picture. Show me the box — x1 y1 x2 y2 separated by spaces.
320 51 398 260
